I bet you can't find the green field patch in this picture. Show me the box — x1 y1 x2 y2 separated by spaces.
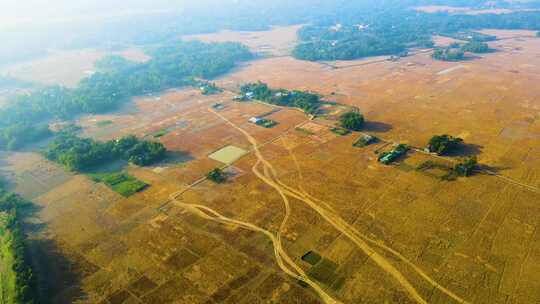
89 172 148 197
208 145 248 165
153 129 169 138
301 251 322 265
96 120 113 127
306 255 343 289
330 127 350 136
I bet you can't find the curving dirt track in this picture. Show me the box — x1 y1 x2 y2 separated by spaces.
169 170 343 304
209 108 472 304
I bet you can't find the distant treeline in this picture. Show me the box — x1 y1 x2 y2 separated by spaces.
43 133 166 172
3 0 540 65
0 185 37 304
239 82 322 114
433 41 491 61
293 10 540 61
0 41 252 151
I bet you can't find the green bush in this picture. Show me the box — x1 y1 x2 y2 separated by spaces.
428 135 463 155
207 168 226 184
340 112 365 131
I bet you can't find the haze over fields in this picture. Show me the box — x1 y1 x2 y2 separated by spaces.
1 1 540 304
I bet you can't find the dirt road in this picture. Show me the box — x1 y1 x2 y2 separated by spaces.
210 108 471 304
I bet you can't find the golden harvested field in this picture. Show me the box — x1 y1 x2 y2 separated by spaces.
183 25 302 57
1 27 540 304
0 47 149 87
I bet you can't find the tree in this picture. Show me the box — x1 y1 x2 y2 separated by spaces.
207 168 226 183
428 135 463 155
462 41 490 53
454 156 478 177
340 112 365 131
432 47 465 61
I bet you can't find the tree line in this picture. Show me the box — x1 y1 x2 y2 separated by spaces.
433 41 492 61
0 185 37 304
292 10 540 61
0 41 252 151
42 133 167 172
239 82 322 114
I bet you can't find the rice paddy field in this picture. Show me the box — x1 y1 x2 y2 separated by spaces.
1 26 540 304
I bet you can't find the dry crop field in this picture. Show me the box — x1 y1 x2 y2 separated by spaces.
0 47 149 87
0 26 540 304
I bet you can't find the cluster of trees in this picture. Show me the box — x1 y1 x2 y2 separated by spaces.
292 8 540 61
428 135 464 155
293 23 430 61
454 156 478 177
0 123 52 151
433 41 491 61
433 45 465 61
207 168 227 184
198 82 223 95
340 112 365 131
440 156 479 180
461 41 491 53
42 134 166 172
0 41 252 151
0 186 37 303
239 82 322 114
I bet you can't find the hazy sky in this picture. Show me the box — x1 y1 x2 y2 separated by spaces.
0 0 193 29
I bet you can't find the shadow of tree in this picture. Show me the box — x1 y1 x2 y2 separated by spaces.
363 121 393 133
478 163 512 174
10 187 87 304
446 143 484 157
157 151 195 166
27 238 86 304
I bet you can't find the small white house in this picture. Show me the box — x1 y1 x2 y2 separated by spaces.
249 117 262 124
245 92 255 99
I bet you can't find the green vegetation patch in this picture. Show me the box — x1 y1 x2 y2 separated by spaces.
207 168 227 184
301 251 322 265
96 120 113 127
255 119 278 129
0 188 37 303
198 82 223 95
378 144 409 165
153 129 169 138
89 172 148 197
416 157 478 181
330 127 351 136
0 41 252 151
428 134 464 155
340 112 365 131
239 82 322 115
208 145 248 165
43 134 167 171
353 134 378 147
441 31 496 42
433 45 465 61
